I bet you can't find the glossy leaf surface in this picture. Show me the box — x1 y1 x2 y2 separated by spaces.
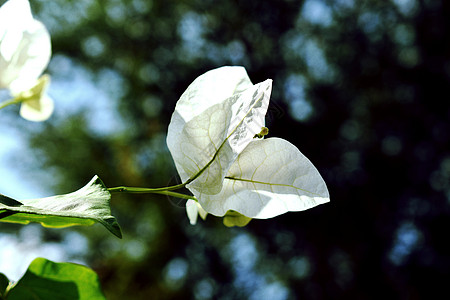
6 258 105 300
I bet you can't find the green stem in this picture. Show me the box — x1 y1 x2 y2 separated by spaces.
0 97 21 110
108 182 186 193
108 184 197 201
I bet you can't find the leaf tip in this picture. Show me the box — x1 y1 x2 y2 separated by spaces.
101 217 123 239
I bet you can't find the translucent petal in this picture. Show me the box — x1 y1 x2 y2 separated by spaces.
0 0 33 60
0 0 51 92
185 200 208 225
18 75 54 122
167 66 271 195
186 199 199 225
193 138 330 218
172 66 253 123
3 20 51 93
20 93 54 122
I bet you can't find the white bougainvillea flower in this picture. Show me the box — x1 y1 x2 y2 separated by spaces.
186 199 208 225
0 0 53 121
167 66 329 224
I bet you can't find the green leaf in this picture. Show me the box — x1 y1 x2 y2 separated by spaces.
6 258 105 300
0 273 9 298
0 176 122 238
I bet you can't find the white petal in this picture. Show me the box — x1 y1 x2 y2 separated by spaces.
173 66 253 124
197 203 208 220
6 20 51 93
20 93 53 122
0 0 34 59
186 200 208 225
186 199 199 225
18 75 54 122
0 0 51 91
167 67 271 195
167 67 253 176
194 138 330 218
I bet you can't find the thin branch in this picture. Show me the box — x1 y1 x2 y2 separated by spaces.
108 186 196 201
0 97 20 110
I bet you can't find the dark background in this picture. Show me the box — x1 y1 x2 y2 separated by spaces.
1 0 449 299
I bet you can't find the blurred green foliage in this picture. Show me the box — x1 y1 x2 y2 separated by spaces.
1 0 450 299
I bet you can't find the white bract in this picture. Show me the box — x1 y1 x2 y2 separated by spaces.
167 66 329 225
0 0 53 121
186 199 208 225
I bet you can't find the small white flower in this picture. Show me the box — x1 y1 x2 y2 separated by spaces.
0 0 53 121
186 199 208 225
167 66 330 225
